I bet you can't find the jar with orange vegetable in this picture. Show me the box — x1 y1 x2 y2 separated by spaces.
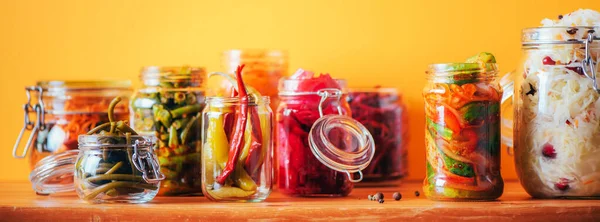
423 53 504 201
12 81 132 192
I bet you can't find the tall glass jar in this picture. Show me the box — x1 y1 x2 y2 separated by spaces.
201 96 273 202
75 135 164 204
513 27 600 198
217 49 288 111
423 63 504 201
130 66 205 196
348 88 409 183
13 81 131 170
276 70 374 197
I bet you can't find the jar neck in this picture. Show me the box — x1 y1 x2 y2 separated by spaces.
140 66 205 88
426 63 499 83
278 78 348 96
205 96 270 107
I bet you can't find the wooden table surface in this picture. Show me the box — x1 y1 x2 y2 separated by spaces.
1 180 599 221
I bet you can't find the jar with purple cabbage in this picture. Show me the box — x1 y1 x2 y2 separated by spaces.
348 88 408 183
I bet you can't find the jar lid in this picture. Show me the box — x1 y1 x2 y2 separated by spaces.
306 89 375 182
29 150 78 195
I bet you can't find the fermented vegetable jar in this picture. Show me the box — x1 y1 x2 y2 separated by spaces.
348 88 409 183
217 49 288 111
276 69 375 197
130 66 205 196
13 81 131 170
75 135 163 203
201 96 273 202
423 62 504 201
511 27 600 198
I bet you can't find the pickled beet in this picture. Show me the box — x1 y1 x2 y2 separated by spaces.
541 143 556 158
277 70 353 196
542 56 556 65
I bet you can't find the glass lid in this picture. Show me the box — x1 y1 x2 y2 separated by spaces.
29 150 78 195
307 89 375 182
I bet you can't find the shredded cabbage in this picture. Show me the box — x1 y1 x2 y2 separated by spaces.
518 9 600 196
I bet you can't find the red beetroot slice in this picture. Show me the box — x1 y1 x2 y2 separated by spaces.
541 143 557 158
554 178 570 191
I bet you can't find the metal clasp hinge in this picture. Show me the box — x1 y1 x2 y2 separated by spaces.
132 142 165 183
317 88 344 117
13 86 45 158
582 33 600 94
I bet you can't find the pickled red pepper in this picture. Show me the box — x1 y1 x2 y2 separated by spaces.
216 65 249 184
423 53 503 200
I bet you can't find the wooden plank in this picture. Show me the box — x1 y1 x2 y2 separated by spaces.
1 180 599 221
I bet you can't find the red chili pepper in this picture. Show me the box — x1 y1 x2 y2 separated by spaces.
244 106 264 174
216 65 249 184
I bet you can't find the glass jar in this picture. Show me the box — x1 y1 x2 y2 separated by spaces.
216 49 288 111
512 27 600 198
276 70 375 197
201 96 273 202
75 135 164 204
130 66 206 196
348 88 409 183
423 63 504 201
13 81 131 170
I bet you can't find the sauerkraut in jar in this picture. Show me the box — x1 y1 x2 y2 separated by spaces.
514 9 600 198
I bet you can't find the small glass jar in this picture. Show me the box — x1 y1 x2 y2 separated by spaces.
74 135 163 204
348 88 409 183
423 63 504 201
215 49 288 111
13 81 131 170
201 96 273 202
276 71 375 197
130 66 206 196
512 27 600 198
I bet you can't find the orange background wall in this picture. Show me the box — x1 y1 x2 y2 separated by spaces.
0 0 598 182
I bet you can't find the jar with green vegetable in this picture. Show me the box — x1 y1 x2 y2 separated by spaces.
75 97 164 204
130 66 206 196
201 65 273 202
423 53 504 201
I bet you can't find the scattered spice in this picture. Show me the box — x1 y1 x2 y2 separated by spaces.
558 14 563 19
415 191 420 197
374 192 384 200
378 199 384 204
393 192 402 201
526 83 537 96
566 28 578 35
368 195 373 201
